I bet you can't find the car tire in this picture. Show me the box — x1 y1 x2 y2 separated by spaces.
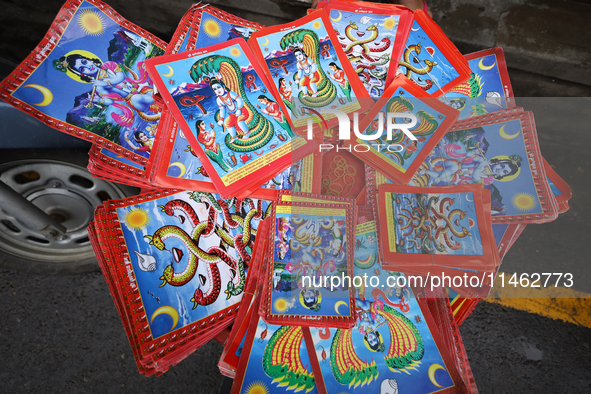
0 148 139 274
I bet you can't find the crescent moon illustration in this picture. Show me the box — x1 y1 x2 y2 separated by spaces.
261 37 269 46
161 65 174 78
411 25 420 31
24 84 53 106
479 58 496 71
330 11 343 22
334 300 348 315
428 363 446 388
150 306 179 331
466 194 473 202
168 162 186 177
179 129 186 139
499 124 520 139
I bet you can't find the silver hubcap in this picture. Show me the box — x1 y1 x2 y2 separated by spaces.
0 159 126 262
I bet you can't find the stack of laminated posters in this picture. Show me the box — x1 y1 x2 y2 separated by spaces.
377 183 500 298
0 0 575 389
88 189 272 374
0 0 167 167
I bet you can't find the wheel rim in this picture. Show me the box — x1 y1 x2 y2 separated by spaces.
0 159 126 262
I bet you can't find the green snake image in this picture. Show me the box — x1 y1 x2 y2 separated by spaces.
354 252 376 270
262 325 315 392
280 29 337 108
448 72 483 98
189 55 274 153
362 54 390 80
224 257 246 299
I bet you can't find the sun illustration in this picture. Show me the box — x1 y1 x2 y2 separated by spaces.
313 21 322 29
274 297 288 312
229 47 241 57
384 18 396 29
203 19 222 38
512 193 536 212
123 208 150 231
244 381 269 394
78 9 105 36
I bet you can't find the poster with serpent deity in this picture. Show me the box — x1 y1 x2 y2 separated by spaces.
348 75 460 184
378 217 519 299
148 7 317 196
445 47 516 121
147 5 275 192
248 10 372 133
231 309 319 394
109 190 272 343
318 0 413 97
261 200 356 328
303 275 468 394
146 39 316 198
0 0 167 166
378 183 500 272
152 116 320 197
396 10 470 97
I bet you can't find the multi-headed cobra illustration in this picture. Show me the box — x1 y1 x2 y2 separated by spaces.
396 194 472 254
